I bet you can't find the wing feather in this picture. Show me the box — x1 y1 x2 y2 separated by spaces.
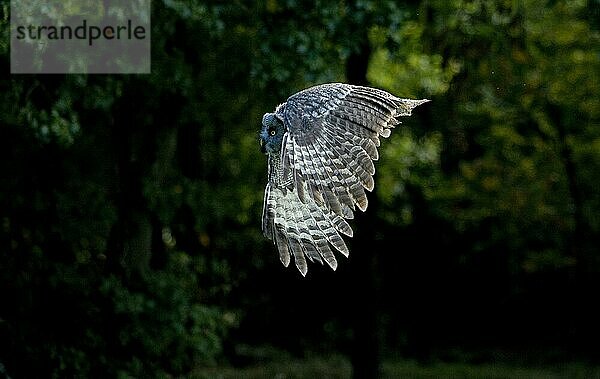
296 138 343 215
307 130 355 217
280 192 308 276
262 179 349 274
263 83 429 275
320 127 369 210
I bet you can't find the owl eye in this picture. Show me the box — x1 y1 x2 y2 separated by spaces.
269 128 276 136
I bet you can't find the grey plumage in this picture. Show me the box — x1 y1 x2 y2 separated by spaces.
260 83 429 276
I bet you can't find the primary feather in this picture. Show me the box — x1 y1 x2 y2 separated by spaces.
260 83 429 276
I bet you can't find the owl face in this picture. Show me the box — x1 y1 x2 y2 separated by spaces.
260 113 285 154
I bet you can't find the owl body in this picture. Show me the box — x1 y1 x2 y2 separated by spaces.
260 83 428 276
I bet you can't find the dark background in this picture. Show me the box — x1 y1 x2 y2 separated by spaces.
1 0 599 377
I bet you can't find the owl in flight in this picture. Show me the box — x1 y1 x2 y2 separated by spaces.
260 83 429 276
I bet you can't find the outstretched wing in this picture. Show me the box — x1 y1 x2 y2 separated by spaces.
262 179 352 276
263 82 429 275
279 83 428 220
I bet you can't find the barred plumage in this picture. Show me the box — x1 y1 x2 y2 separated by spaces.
260 83 429 276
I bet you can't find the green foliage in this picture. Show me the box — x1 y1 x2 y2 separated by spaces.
399 0 600 273
377 130 443 226
194 357 600 379
368 21 461 97
250 0 410 93
1 0 600 376
0 252 227 377
98 252 230 377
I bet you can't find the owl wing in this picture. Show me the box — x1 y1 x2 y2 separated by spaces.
263 83 429 275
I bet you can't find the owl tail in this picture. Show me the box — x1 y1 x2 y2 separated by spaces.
262 183 351 276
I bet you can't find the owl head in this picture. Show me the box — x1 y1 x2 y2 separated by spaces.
260 113 285 154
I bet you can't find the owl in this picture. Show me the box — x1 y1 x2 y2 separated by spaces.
260 83 429 276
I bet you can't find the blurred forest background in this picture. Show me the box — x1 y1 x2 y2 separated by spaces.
1 0 600 377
